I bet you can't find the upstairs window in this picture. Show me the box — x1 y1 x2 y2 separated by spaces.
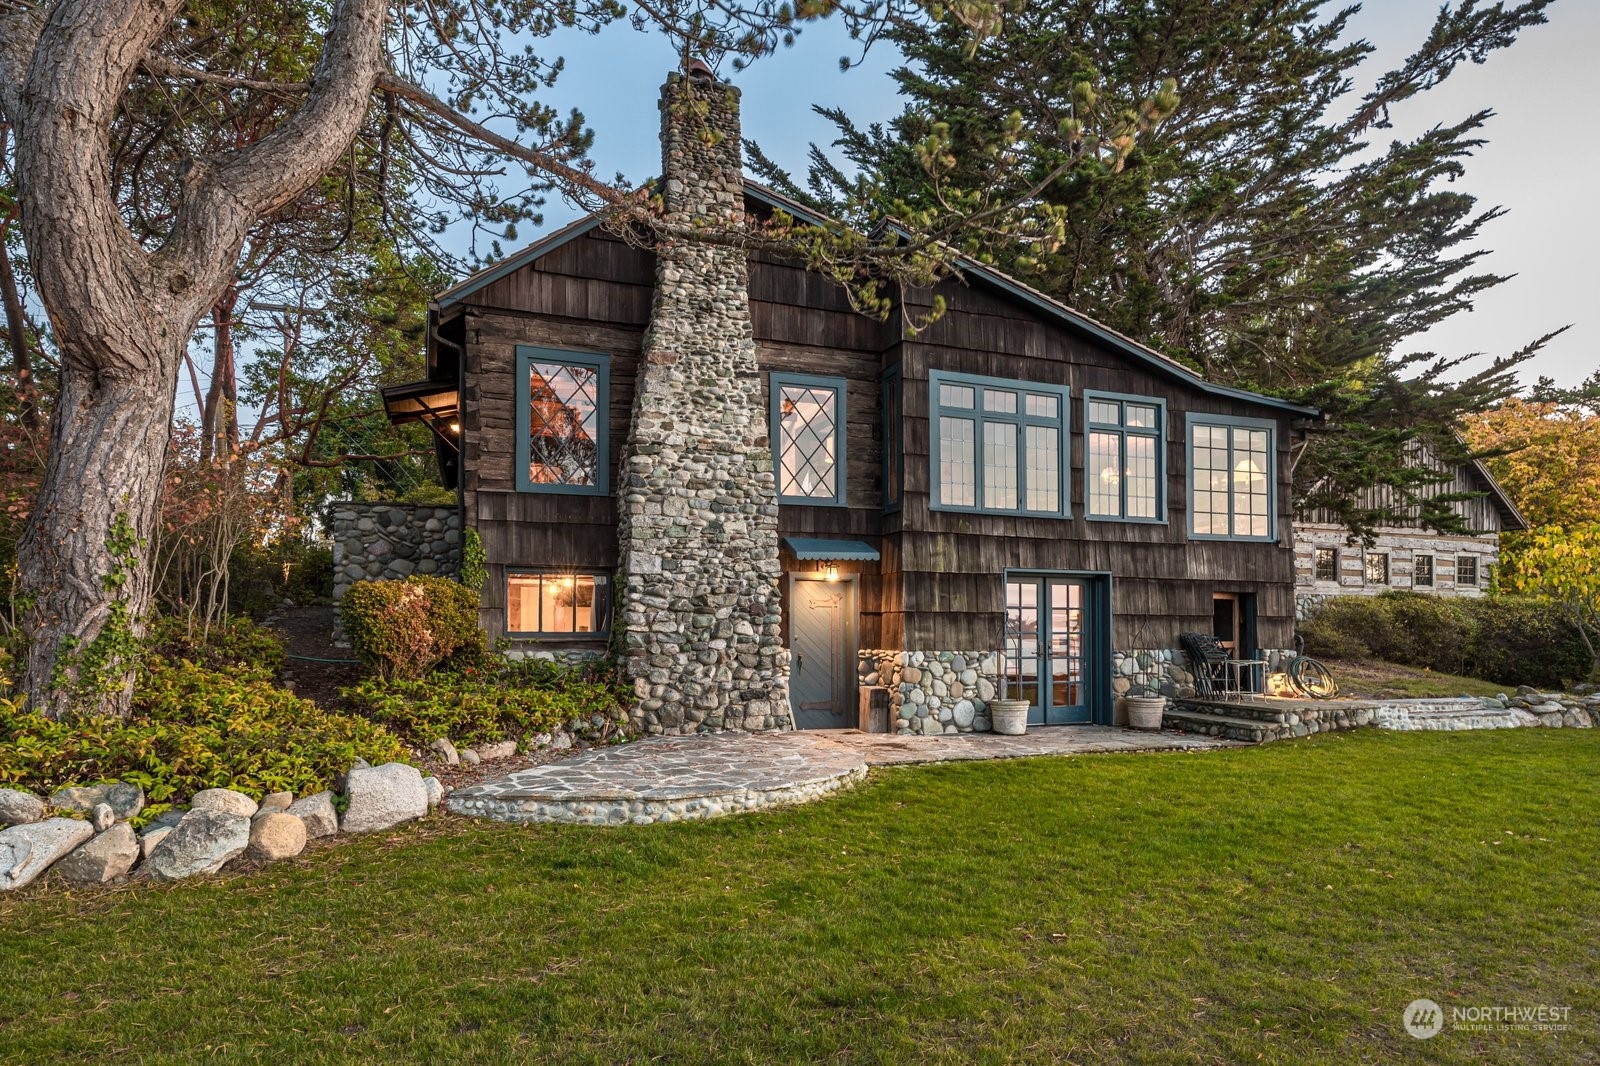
1085 392 1166 521
1365 552 1390 586
771 373 847 506
1414 554 1435 587
1457 555 1479 587
516 346 609 495
1187 416 1275 541
506 572 610 636
1314 547 1338 582
930 371 1070 517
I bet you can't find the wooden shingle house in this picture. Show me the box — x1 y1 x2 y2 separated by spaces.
384 67 1320 735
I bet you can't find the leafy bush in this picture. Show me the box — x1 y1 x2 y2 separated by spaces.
145 614 285 682
228 540 335 616
0 657 406 804
341 575 483 679
342 655 629 747
1301 591 1590 689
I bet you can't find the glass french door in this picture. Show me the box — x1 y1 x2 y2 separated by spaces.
1004 576 1093 725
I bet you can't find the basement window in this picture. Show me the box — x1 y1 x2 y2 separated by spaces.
506 572 609 636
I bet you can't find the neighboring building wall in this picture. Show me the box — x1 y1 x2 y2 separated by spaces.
331 503 462 603
1294 523 1498 609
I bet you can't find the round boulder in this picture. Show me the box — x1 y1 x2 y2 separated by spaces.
340 763 429 834
0 788 45 826
147 809 250 880
56 823 140 884
247 813 307 862
190 788 259 819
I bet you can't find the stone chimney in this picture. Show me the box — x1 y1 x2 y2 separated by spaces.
616 69 791 734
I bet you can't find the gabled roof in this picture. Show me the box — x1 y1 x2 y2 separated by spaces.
1460 442 1530 532
432 177 1319 418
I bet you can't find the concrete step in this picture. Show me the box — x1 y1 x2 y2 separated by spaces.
1178 700 1296 724
1161 709 1280 744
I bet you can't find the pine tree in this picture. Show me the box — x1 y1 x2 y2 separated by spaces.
755 0 1564 536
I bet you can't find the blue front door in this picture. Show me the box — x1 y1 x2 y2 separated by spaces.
1004 575 1101 725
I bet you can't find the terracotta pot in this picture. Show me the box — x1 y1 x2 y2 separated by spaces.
1125 695 1167 731
989 698 1030 736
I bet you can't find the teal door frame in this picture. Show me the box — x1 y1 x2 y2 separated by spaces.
1002 569 1114 726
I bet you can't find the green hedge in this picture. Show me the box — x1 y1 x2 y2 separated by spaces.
0 656 407 809
342 656 630 748
1300 592 1590 689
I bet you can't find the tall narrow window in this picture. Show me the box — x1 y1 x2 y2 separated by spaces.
1314 548 1338 582
931 371 1069 517
1457 555 1479 587
506 572 610 635
516 347 609 495
882 366 903 510
771 373 847 506
1414 554 1435 588
1365 552 1390 586
1187 416 1275 540
1085 392 1166 521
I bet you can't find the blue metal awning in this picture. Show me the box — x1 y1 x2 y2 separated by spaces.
782 537 880 562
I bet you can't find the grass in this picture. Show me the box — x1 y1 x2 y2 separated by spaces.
1322 658 1512 700
2 730 1597 1064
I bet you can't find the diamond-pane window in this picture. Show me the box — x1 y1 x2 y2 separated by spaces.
516 347 610 495
772 374 847 505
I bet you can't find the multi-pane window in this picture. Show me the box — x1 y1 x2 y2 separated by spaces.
516 346 609 495
506 572 609 635
1187 417 1274 540
1414 554 1435 587
1457 555 1479 587
1365 552 1390 586
930 371 1070 517
1314 547 1338 582
882 367 903 510
771 373 847 506
1085 393 1164 520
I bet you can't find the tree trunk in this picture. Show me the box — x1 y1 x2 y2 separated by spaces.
0 230 37 428
0 0 385 717
201 289 239 462
15 338 178 717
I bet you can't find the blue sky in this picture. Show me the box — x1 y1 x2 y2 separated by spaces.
513 0 1596 389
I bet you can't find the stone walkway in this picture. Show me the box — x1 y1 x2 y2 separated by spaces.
446 726 1236 826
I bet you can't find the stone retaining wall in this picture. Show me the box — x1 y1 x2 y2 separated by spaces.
330 502 461 603
1114 647 1295 698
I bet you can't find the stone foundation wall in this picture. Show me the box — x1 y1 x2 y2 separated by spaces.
331 503 461 603
859 650 1003 735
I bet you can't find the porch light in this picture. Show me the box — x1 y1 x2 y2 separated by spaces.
824 563 840 582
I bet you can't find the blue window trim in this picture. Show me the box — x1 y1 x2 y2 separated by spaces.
504 569 612 638
929 370 1071 518
882 365 903 513
1184 413 1278 542
1083 390 1168 524
770 371 849 508
515 345 610 496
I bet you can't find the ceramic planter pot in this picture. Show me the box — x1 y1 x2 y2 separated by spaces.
989 698 1030 736
1125 694 1167 731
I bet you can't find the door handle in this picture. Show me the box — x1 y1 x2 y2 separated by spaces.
795 652 803 670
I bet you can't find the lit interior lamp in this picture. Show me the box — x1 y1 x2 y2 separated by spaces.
448 421 461 434
1233 457 1262 484
1098 465 1120 487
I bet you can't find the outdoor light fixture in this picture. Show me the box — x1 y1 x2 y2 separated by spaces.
824 563 840 582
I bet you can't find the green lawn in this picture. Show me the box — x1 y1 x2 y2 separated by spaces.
3 730 1597 1064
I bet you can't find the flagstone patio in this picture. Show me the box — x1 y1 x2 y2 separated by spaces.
445 726 1238 826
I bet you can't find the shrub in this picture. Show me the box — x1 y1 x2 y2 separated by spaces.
342 655 630 747
145 614 285 683
0 657 407 805
1300 591 1590 689
228 540 336 616
341 576 484 679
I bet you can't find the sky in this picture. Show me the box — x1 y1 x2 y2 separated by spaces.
511 0 1597 390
